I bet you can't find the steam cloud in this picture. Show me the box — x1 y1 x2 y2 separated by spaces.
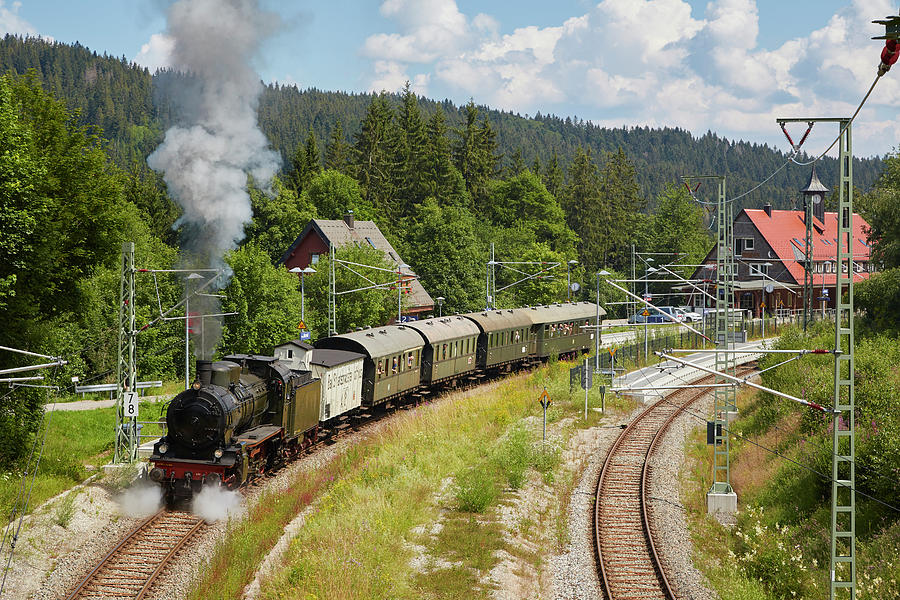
116 482 163 518
191 485 244 523
148 0 281 358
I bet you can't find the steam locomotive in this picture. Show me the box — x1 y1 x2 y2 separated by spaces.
148 302 605 503
148 356 321 501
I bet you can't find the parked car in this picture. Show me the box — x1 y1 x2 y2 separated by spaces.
628 306 685 324
680 309 703 322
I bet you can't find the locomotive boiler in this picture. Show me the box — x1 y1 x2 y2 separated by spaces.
148 355 321 502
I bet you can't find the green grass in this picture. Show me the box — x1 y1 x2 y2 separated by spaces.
0 402 168 522
184 358 634 600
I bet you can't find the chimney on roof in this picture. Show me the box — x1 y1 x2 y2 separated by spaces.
343 210 355 229
764 202 773 217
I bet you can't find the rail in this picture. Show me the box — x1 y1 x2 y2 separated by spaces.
593 366 757 599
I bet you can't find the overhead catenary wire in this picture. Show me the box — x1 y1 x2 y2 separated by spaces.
788 73 882 167
626 352 900 513
642 351 900 509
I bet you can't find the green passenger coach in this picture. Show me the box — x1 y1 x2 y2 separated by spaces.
527 302 605 359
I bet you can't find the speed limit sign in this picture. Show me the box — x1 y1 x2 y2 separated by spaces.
124 391 139 418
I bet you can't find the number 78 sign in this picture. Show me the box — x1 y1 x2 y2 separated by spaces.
124 391 139 418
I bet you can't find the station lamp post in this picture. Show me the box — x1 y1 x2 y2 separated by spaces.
436 296 445 317
566 259 578 301
800 166 828 331
290 266 316 322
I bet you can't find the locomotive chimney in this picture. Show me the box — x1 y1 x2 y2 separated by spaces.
197 360 213 385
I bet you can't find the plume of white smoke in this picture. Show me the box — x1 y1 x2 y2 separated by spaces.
191 485 244 523
148 0 281 358
116 482 163 518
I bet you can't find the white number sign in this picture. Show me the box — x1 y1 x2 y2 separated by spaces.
124 391 139 419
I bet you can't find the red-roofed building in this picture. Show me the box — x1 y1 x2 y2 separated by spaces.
279 212 434 320
691 203 878 316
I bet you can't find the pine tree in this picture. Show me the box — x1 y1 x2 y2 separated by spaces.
325 120 352 174
422 109 468 207
543 151 564 199
452 101 501 212
394 82 428 216
305 129 321 176
562 146 603 268
352 93 397 220
599 147 644 268
508 147 525 177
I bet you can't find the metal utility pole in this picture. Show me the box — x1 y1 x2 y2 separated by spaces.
595 271 602 373
329 242 337 335
631 244 636 320
683 174 735 511
832 119 856 600
486 243 497 310
778 116 856 599
115 242 138 464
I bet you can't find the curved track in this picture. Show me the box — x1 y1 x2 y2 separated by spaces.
64 509 204 600
594 366 755 600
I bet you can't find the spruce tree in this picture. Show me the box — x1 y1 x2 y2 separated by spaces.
325 120 352 174
352 93 398 220
394 82 428 216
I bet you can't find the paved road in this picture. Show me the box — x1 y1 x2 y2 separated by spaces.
44 394 168 412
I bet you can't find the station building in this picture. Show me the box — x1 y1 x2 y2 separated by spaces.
690 202 877 316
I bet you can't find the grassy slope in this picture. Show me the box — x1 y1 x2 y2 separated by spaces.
682 324 900 600
1 402 167 522
190 358 632 600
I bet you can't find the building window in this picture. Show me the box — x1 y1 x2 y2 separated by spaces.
311 253 320 265
287 349 293 359
754 263 769 278
737 238 754 254
365 236 377 249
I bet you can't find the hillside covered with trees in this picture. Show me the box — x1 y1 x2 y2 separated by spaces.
1 34 897 472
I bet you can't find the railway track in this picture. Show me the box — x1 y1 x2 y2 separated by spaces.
593 366 756 600
64 509 204 600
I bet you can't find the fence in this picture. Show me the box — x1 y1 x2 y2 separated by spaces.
594 314 803 374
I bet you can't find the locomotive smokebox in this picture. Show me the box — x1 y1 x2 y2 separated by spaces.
197 360 213 385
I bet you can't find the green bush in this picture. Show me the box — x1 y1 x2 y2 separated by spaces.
54 490 78 528
454 464 498 513
494 426 531 489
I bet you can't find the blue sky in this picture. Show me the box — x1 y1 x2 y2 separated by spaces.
2 0 898 158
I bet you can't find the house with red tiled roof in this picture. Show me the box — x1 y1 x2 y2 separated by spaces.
690 203 877 316
279 212 434 320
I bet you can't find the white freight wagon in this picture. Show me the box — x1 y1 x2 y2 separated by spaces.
310 349 365 421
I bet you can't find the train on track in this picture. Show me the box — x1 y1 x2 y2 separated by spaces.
148 302 605 503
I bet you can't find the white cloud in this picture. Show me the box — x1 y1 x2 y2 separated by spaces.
362 0 899 156
0 0 40 37
133 33 175 73
369 60 429 95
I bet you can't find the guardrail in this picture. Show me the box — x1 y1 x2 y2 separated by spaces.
74 381 163 398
